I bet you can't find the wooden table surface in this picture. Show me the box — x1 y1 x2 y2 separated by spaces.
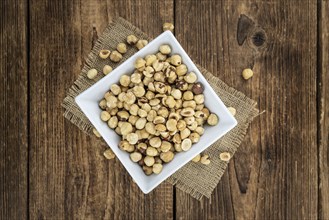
1 0 328 219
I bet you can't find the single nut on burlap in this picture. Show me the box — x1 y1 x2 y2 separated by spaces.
103 65 113 75
143 165 153 175
127 34 138 45
136 39 148 50
93 128 101 138
101 111 111 121
126 133 138 145
108 116 118 129
130 152 142 162
152 163 163 174
146 147 158 156
192 154 201 162
160 151 174 163
227 107 236 116
207 113 219 126
120 122 133 135
110 50 122 62
99 49 111 59
134 58 146 71
144 156 155 167
119 140 134 152
149 137 161 148
219 152 231 161
184 72 197 83
159 44 171 55
200 154 211 165
104 148 116 160
87 68 98 79
145 54 157 66
117 43 127 54
181 138 192 151
163 22 174 32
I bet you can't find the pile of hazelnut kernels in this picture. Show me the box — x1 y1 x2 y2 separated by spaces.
99 44 219 175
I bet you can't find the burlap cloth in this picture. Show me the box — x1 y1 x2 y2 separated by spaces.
62 17 259 200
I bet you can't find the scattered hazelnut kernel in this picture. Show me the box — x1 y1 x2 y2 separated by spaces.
136 39 148 50
99 49 111 59
219 152 231 161
227 107 236 116
200 154 211 165
110 50 122 62
242 68 253 80
103 148 115 160
184 72 197 83
163 22 174 32
87 68 98 79
117 43 127 54
92 128 101 138
103 65 113 75
127 35 138 45
192 154 201 162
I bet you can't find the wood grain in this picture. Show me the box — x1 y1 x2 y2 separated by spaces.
319 1 329 219
29 0 173 219
0 0 28 219
175 1 318 219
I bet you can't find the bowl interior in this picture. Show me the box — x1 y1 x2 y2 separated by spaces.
75 31 237 193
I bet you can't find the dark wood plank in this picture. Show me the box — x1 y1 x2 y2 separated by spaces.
29 0 173 219
0 0 28 219
175 0 318 219
319 1 329 219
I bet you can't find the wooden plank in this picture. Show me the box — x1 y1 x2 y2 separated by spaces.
0 0 28 219
175 0 318 219
29 0 173 219
318 1 329 219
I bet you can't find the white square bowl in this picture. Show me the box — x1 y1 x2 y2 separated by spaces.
75 31 237 194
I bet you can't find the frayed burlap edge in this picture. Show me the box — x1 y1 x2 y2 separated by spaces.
62 17 259 200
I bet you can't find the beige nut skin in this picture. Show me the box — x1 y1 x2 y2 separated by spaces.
207 113 219 126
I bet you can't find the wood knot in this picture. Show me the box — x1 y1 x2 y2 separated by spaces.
251 30 266 47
